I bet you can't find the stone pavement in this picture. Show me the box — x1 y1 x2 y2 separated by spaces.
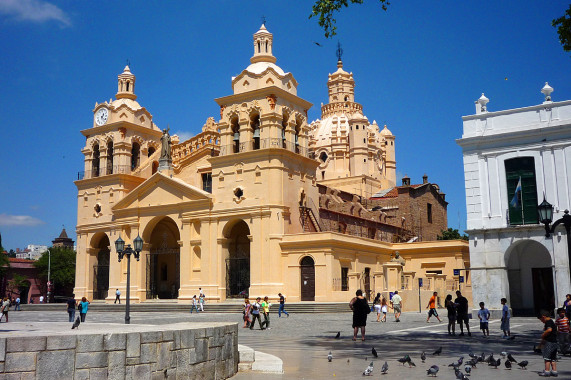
5 308 570 379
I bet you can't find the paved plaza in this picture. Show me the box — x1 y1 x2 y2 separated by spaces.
4 308 570 379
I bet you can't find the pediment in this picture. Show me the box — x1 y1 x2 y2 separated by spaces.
113 172 211 211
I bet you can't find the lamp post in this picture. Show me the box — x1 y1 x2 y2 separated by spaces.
538 197 571 281
46 249 51 304
114 235 143 324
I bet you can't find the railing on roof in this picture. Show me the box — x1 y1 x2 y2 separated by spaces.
77 165 144 180
219 138 314 159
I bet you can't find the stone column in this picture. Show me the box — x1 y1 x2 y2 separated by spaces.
382 262 403 292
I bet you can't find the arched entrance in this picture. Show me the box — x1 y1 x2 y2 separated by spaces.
226 220 250 298
300 256 315 301
147 217 180 299
506 240 554 316
19 280 31 304
92 234 110 300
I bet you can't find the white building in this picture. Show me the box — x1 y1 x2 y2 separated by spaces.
16 245 48 260
457 85 571 315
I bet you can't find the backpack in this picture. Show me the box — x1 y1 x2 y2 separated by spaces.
78 303 83 312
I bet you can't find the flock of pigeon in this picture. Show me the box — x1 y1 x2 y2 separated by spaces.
328 333 532 378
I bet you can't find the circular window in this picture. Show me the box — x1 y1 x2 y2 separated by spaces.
94 204 101 213
234 188 243 198
319 151 328 163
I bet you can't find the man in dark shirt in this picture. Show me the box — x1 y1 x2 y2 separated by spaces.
454 290 471 336
538 309 558 377
67 295 77 322
278 293 289 317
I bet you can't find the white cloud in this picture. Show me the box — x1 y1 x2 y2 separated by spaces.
0 214 45 227
174 131 193 143
0 0 71 27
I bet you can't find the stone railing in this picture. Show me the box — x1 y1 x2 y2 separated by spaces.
172 131 220 165
0 322 238 380
320 102 363 118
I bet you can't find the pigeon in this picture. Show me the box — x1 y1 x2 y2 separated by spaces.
469 352 477 359
363 361 373 376
517 360 528 369
408 360 416 367
466 358 477 368
464 364 472 375
505 359 512 370
455 369 468 380
449 356 464 369
397 355 410 365
335 331 340 339
328 351 332 362
500 351 507 358
421 351 426 363
507 353 517 363
485 354 495 364
427 365 439 377
381 361 388 374
488 358 501 368
313 41 323 47
372 347 378 358
433 347 442 355
477 353 486 362
71 316 80 329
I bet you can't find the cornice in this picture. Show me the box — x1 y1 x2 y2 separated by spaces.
214 85 312 110
81 121 162 138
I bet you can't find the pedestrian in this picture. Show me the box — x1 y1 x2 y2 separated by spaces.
373 293 382 322
555 307 570 352
243 298 252 328
199 287 204 298
29 297 34 304
199 293 205 312
261 296 271 329
0 297 10 322
564 294 571 320
67 295 77 322
380 297 388 322
15 297 20 311
190 295 199 313
79 297 89 322
114 289 121 304
500 297 511 338
445 294 456 335
390 290 403 322
477 302 490 336
454 290 471 336
278 293 289 317
250 297 265 330
426 291 442 323
538 309 558 377
39 295 44 304
349 289 371 341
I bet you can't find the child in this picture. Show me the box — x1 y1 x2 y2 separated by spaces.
380 298 388 322
500 298 511 338
477 302 490 336
190 295 199 313
555 307 570 353
538 309 558 377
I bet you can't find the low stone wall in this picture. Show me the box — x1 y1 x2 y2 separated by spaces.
0 322 238 380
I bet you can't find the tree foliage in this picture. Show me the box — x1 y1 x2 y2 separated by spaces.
34 247 76 297
437 228 468 241
553 4 571 52
7 273 28 296
310 0 391 38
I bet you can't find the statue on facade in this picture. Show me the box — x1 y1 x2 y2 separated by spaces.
391 251 405 266
160 127 171 160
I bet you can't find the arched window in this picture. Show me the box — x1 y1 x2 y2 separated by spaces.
294 119 302 154
106 141 113 175
257 41 261 53
126 82 129 92
251 113 260 150
231 117 240 153
265 41 268 52
148 147 156 157
92 144 100 177
131 142 140 170
282 110 289 148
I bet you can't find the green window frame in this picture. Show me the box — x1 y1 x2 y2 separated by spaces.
505 157 538 225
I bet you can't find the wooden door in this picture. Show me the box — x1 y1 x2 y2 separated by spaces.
300 256 315 301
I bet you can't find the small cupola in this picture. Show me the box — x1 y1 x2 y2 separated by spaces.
402 175 410 186
250 24 277 64
116 65 137 100
422 174 428 184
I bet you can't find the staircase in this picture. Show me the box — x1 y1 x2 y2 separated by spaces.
300 197 323 232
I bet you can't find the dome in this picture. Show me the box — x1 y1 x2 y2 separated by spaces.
110 97 142 111
310 114 351 149
380 124 393 136
244 61 287 77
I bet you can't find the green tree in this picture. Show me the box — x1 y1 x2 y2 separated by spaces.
553 4 571 52
34 247 76 297
7 250 16 258
7 273 28 297
310 0 391 38
437 228 468 241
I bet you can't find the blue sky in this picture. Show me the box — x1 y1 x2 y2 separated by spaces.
1 1 570 250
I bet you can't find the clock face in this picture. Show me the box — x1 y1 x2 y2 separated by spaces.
95 108 109 126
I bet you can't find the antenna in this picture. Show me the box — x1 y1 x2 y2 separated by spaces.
336 41 343 62
126 59 131 67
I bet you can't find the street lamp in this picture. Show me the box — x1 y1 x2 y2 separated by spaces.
46 248 51 304
115 235 143 324
538 197 571 280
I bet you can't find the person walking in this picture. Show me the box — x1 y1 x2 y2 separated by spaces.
426 291 442 323
556 307 570 353
445 294 456 335
250 297 265 330
564 294 571 320
114 289 121 304
349 289 371 341
0 297 10 322
391 290 403 322
261 296 271 329
454 290 471 336
477 302 490 336
199 293 205 312
538 309 558 377
380 297 388 322
79 297 89 322
243 298 252 328
67 295 77 322
190 295 200 313
15 297 20 311
373 293 382 322
278 293 289 317
39 295 44 304
500 297 511 338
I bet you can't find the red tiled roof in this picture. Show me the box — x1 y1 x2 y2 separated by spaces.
8 258 36 263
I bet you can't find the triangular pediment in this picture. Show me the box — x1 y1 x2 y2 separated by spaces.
113 172 211 211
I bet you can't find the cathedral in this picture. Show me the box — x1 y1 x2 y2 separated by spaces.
74 25 469 307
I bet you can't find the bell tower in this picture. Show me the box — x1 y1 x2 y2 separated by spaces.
116 65 136 100
251 24 276 64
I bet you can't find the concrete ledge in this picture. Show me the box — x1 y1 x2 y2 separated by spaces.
251 351 283 373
